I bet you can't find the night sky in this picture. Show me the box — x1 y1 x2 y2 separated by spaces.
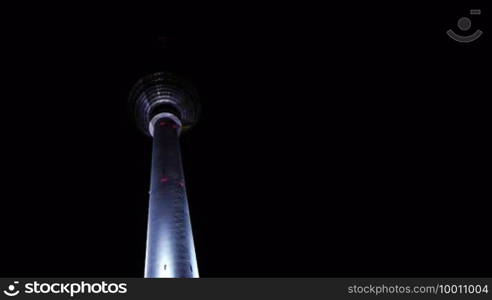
1 2 489 277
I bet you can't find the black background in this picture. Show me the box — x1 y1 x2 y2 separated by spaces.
0 2 489 277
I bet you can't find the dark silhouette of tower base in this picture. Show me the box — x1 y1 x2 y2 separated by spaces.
129 72 200 278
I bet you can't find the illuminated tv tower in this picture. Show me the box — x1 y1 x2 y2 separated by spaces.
129 72 200 278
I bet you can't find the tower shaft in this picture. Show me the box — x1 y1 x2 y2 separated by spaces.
144 114 199 278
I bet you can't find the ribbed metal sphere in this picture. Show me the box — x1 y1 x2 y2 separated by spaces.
129 72 200 136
